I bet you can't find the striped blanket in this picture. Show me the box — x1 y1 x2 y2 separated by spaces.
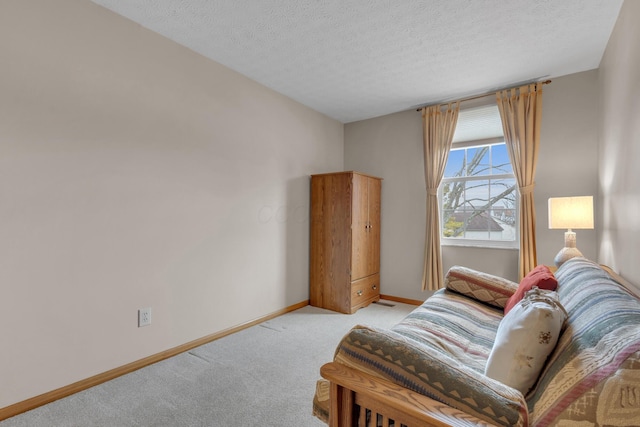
333 267 528 426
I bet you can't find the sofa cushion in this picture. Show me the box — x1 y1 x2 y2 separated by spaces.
528 258 640 426
445 265 519 309
485 288 567 395
393 288 504 373
548 350 640 426
504 265 558 314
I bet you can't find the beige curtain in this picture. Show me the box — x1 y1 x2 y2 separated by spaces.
421 102 460 291
496 84 543 279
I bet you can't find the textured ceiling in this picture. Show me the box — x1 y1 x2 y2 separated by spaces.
90 0 623 123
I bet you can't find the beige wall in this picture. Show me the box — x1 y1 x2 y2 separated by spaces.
598 0 640 291
345 71 600 301
537 70 599 266
0 0 343 408
344 111 428 301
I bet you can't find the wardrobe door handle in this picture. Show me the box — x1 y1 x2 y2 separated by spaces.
372 285 377 290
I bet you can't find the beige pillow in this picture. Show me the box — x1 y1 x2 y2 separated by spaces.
485 287 567 395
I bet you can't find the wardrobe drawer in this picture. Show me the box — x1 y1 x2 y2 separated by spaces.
351 274 380 309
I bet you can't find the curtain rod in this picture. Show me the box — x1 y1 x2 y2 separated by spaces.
415 79 552 111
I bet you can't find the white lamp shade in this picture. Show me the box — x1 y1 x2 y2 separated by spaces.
548 196 594 230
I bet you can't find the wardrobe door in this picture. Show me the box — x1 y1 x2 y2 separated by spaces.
366 176 381 277
350 173 369 282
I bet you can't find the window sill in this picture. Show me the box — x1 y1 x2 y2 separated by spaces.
442 241 519 250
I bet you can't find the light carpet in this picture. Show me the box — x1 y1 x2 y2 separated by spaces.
2 300 417 427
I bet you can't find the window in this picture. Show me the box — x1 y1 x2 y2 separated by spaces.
440 105 518 248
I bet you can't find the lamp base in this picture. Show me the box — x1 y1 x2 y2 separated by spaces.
554 247 584 268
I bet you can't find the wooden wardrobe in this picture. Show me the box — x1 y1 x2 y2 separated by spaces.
310 171 381 314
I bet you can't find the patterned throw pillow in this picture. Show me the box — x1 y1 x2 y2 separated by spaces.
504 265 558 314
444 266 519 309
485 287 567 395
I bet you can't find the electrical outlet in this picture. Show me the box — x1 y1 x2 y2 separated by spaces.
138 307 152 327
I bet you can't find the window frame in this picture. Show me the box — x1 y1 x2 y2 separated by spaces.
439 137 519 249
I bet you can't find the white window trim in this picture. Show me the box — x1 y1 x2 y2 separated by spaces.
439 139 520 250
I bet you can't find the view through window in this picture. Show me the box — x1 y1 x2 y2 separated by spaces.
440 105 518 247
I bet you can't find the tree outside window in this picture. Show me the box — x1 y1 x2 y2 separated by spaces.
440 142 518 247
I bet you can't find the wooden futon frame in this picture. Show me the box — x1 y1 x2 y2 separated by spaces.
320 362 492 427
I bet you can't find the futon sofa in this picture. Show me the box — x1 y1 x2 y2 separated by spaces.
314 257 640 426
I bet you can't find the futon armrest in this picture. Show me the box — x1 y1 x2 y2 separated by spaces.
445 266 519 308
320 362 495 427
334 325 528 427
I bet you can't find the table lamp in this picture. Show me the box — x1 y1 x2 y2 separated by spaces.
548 196 594 267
